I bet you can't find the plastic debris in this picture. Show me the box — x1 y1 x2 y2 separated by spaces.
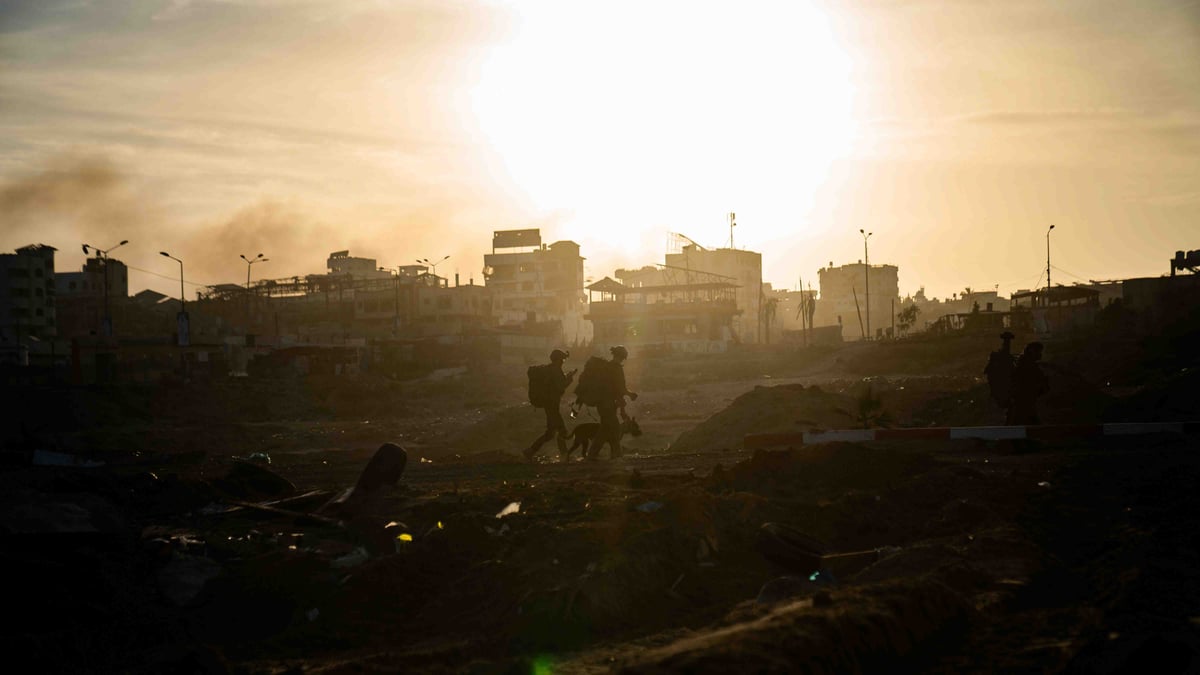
635 501 664 513
247 452 271 464
1037 481 1051 487
496 502 521 518
396 533 413 542
306 608 320 622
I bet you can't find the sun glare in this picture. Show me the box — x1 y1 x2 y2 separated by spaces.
472 1 857 250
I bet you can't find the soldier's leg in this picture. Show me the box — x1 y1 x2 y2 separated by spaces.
525 406 557 459
598 405 621 459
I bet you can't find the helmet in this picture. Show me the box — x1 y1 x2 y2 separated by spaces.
610 345 628 359
550 349 569 362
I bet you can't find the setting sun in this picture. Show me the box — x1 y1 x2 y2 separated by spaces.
472 1 857 252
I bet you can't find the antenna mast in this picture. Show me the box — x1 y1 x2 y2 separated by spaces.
728 212 736 249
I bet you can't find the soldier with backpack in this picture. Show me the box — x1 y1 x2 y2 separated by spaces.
523 349 577 462
984 331 1017 414
575 345 638 460
1007 341 1049 426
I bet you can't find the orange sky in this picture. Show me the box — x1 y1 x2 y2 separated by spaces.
1 0 1197 301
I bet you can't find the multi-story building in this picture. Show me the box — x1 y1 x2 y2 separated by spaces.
813 261 900 340
0 244 57 363
483 229 588 343
664 245 763 343
585 273 740 354
56 255 130 337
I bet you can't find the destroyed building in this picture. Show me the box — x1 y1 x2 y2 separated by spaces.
586 270 740 355
813 261 900 340
482 229 589 344
664 242 764 343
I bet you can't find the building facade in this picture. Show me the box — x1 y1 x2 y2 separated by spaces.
483 231 588 343
0 244 57 354
55 256 133 339
664 245 763 343
585 276 740 354
813 262 900 340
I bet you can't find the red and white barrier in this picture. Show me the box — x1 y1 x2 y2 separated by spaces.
744 422 1200 449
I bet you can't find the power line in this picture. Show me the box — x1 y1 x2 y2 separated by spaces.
124 263 212 288
1050 264 1090 283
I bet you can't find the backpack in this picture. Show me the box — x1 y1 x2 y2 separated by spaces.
527 364 555 407
574 356 615 407
984 351 1015 408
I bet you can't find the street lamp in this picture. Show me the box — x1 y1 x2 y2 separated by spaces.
82 239 128 337
159 251 185 314
240 253 268 288
417 256 450 286
1046 225 1055 298
859 229 873 340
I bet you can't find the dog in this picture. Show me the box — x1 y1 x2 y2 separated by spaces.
562 417 642 459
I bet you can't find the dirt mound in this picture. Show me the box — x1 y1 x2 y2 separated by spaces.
1103 367 1200 422
669 384 851 454
618 577 971 674
445 403 545 454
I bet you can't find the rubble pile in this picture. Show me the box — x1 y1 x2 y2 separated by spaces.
670 384 850 454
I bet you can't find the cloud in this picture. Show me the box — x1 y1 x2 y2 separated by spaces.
957 109 1137 126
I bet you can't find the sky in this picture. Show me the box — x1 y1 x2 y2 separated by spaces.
1 0 1197 301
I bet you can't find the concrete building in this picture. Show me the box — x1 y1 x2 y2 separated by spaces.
55 255 143 339
664 245 763 343
483 230 588 343
585 273 740 355
56 256 129 301
327 250 392 280
1122 273 1200 331
813 261 900 340
0 244 57 362
908 288 1011 334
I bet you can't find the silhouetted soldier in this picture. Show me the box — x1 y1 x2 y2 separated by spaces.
984 331 1016 410
1006 341 1048 425
587 345 638 460
523 349 576 461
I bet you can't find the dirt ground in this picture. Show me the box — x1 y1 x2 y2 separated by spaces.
6 328 1200 673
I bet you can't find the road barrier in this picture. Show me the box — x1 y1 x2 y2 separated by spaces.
744 422 1200 449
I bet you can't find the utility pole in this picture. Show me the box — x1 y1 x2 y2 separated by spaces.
728 212 736 249
241 253 267 329
160 251 187 346
82 239 128 337
1046 224 1055 301
859 229 873 340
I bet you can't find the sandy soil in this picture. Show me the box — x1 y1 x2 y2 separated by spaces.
6 332 1200 673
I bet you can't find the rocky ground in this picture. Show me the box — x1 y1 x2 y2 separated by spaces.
5 327 1200 673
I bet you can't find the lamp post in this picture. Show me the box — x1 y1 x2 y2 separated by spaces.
240 253 268 288
82 239 128 337
241 253 268 331
417 256 450 286
1045 225 1055 301
859 229 873 340
160 251 189 349
160 251 184 312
